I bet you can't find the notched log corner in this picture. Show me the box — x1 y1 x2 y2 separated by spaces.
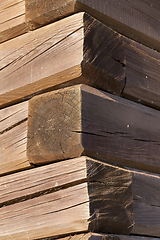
86 159 134 234
82 14 126 95
0 156 134 239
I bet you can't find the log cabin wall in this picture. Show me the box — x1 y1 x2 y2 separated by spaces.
0 1 160 239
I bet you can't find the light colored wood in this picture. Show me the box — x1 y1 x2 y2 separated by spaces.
0 101 31 176
25 0 160 52
0 183 90 240
0 0 29 43
0 12 125 108
0 156 88 206
0 156 160 238
1 12 160 110
0 157 133 239
25 0 76 30
27 84 160 174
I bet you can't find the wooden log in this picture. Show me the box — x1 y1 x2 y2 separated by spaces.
0 156 160 239
2 83 160 176
54 232 160 240
25 0 160 52
0 0 29 43
27 84 160 174
122 39 160 110
0 12 125 109
1 12 160 110
0 101 31 176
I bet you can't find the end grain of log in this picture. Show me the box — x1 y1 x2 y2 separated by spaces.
27 84 160 174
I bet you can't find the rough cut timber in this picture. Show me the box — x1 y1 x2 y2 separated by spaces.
122 40 160 110
56 232 160 240
25 0 160 52
0 0 29 43
1 13 160 110
27 84 160 174
0 12 126 109
0 157 160 239
0 101 31 176
2 84 160 176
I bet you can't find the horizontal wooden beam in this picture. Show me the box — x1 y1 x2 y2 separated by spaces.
25 0 160 52
1 12 160 110
2 84 160 176
27 84 160 174
0 12 126 109
0 101 31 176
0 0 29 43
0 157 160 239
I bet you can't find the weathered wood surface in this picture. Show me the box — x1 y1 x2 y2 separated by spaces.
0 101 31 176
54 232 160 240
0 157 133 239
0 156 160 239
27 84 160 174
0 0 29 43
25 0 160 52
122 39 160 109
0 12 126 109
2 83 160 175
1 12 160 110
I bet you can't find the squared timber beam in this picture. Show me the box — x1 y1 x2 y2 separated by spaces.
1 84 160 176
0 0 29 43
25 0 160 52
1 12 160 110
0 12 125 109
0 157 160 239
27 84 160 174
0 101 31 176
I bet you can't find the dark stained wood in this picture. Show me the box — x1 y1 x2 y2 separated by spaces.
27 84 160 174
0 0 29 43
0 156 160 238
0 101 31 176
122 39 160 109
25 0 160 52
0 12 125 109
0 157 133 239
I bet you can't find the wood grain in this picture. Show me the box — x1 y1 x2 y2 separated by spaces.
0 101 31 176
0 157 133 239
0 12 125 109
2 12 160 110
0 0 29 43
0 156 160 238
25 0 160 52
27 84 160 174
122 39 160 109
54 232 160 240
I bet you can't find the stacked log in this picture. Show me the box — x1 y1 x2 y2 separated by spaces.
0 0 160 239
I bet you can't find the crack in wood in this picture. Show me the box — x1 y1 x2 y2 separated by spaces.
0 118 27 135
0 179 88 208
